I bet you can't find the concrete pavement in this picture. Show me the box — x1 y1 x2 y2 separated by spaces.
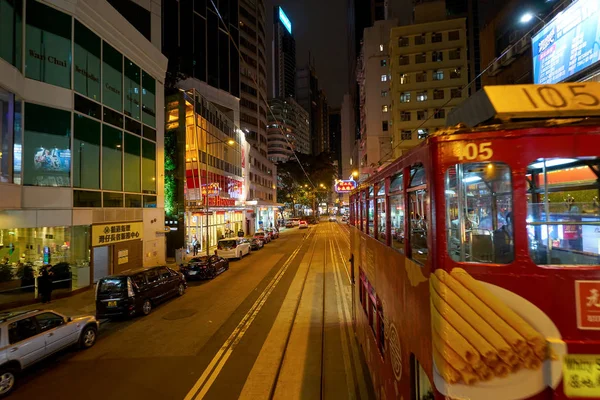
9 222 373 400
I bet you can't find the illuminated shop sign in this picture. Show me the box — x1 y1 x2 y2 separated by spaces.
279 7 292 34
532 0 600 84
335 180 357 193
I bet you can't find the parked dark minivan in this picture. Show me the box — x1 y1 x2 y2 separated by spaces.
95 266 186 319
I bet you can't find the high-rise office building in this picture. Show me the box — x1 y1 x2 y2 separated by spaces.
272 6 296 99
329 108 342 177
267 98 310 163
162 0 240 98
296 64 329 156
239 0 279 234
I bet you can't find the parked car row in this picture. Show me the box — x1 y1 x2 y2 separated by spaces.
1 227 288 397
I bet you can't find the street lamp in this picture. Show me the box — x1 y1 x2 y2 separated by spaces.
520 12 544 24
352 170 359 178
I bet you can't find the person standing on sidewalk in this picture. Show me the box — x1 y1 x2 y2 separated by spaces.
38 265 53 304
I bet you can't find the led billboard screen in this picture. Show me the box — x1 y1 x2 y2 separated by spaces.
532 0 600 84
279 7 292 35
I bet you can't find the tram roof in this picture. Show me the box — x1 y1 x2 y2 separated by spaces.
446 82 600 128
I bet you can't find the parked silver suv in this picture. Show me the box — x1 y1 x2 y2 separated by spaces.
0 309 99 397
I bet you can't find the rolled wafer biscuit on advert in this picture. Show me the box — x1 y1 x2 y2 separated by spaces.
430 287 498 365
430 274 517 365
432 330 471 373
450 268 546 351
433 347 462 384
431 303 480 365
475 365 494 381
435 269 527 352
493 362 511 378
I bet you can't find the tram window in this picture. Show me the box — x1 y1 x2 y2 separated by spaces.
368 197 375 237
390 194 405 253
390 173 403 192
410 164 426 187
377 197 386 242
409 189 428 264
377 181 385 196
445 162 513 264
361 191 367 232
378 305 385 356
526 157 600 266
411 356 433 400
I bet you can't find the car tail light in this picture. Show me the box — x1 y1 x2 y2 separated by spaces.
127 277 135 297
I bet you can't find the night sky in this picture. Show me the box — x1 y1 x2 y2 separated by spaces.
266 0 349 108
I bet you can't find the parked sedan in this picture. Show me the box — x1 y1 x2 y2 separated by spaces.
250 238 264 250
0 309 99 397
285 221 294 228
254 231 270 244
267 228 279 239
96 266 186 319
299 220 308 229
217 238 251 259
180 255 229 280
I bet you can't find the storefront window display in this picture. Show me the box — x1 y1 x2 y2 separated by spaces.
23 103 71 187
0 88 15 183
185 211 244 253
0 225 91 306
257 207 275 231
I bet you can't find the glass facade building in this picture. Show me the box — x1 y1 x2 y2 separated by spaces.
0 0 167 308
165 89 246 256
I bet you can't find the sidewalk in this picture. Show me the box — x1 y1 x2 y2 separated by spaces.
9 287 96 316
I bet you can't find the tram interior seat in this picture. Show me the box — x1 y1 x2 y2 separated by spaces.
471 234 493 262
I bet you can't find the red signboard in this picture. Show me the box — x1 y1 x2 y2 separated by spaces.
576 281 600 330
335 180 357 193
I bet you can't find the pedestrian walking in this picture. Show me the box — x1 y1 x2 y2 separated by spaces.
192 236 199 256
38 265 53 303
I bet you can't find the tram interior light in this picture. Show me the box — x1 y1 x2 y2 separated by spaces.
463 176 482 183
445 190 456 195
529 158 578 169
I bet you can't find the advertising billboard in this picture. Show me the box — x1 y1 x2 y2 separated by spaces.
532 0 600 84
32 147 71 186
335 180 357 193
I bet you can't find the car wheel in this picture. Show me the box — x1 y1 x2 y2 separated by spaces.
79 325 97 349
0 368 16 397
177 283 185 297
225 262 230 270
142 299 152 316
210 267 217 279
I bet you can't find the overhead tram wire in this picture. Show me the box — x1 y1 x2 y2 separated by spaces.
371 0 570 169
209 0 317 190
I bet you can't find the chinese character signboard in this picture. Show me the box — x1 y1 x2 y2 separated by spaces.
201 183 220 197
92 222 143 247
335 180 357 193
576 280 600 330
563 354 600 397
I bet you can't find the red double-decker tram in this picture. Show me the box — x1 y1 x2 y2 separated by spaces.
349 83 600 400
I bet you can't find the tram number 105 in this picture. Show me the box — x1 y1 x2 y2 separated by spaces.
521 84 600 109
458 142 493 161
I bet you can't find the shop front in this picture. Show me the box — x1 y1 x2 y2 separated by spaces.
90 222 144 281
184 209 244 254
0 225 90 308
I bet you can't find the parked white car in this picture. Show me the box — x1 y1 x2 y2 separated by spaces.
0 309 99 397
217 238 251 259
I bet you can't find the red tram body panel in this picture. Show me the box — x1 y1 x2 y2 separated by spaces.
350 122 600 400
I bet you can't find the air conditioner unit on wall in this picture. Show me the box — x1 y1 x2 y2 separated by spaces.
500 47 515 67
488 60 502 77
516 35 531 54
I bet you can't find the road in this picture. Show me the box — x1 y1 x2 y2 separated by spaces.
11 221 374 400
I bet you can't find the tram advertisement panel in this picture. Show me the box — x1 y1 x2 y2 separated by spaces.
430 268 567 399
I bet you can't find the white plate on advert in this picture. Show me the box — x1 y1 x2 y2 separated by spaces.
433 283 566 400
